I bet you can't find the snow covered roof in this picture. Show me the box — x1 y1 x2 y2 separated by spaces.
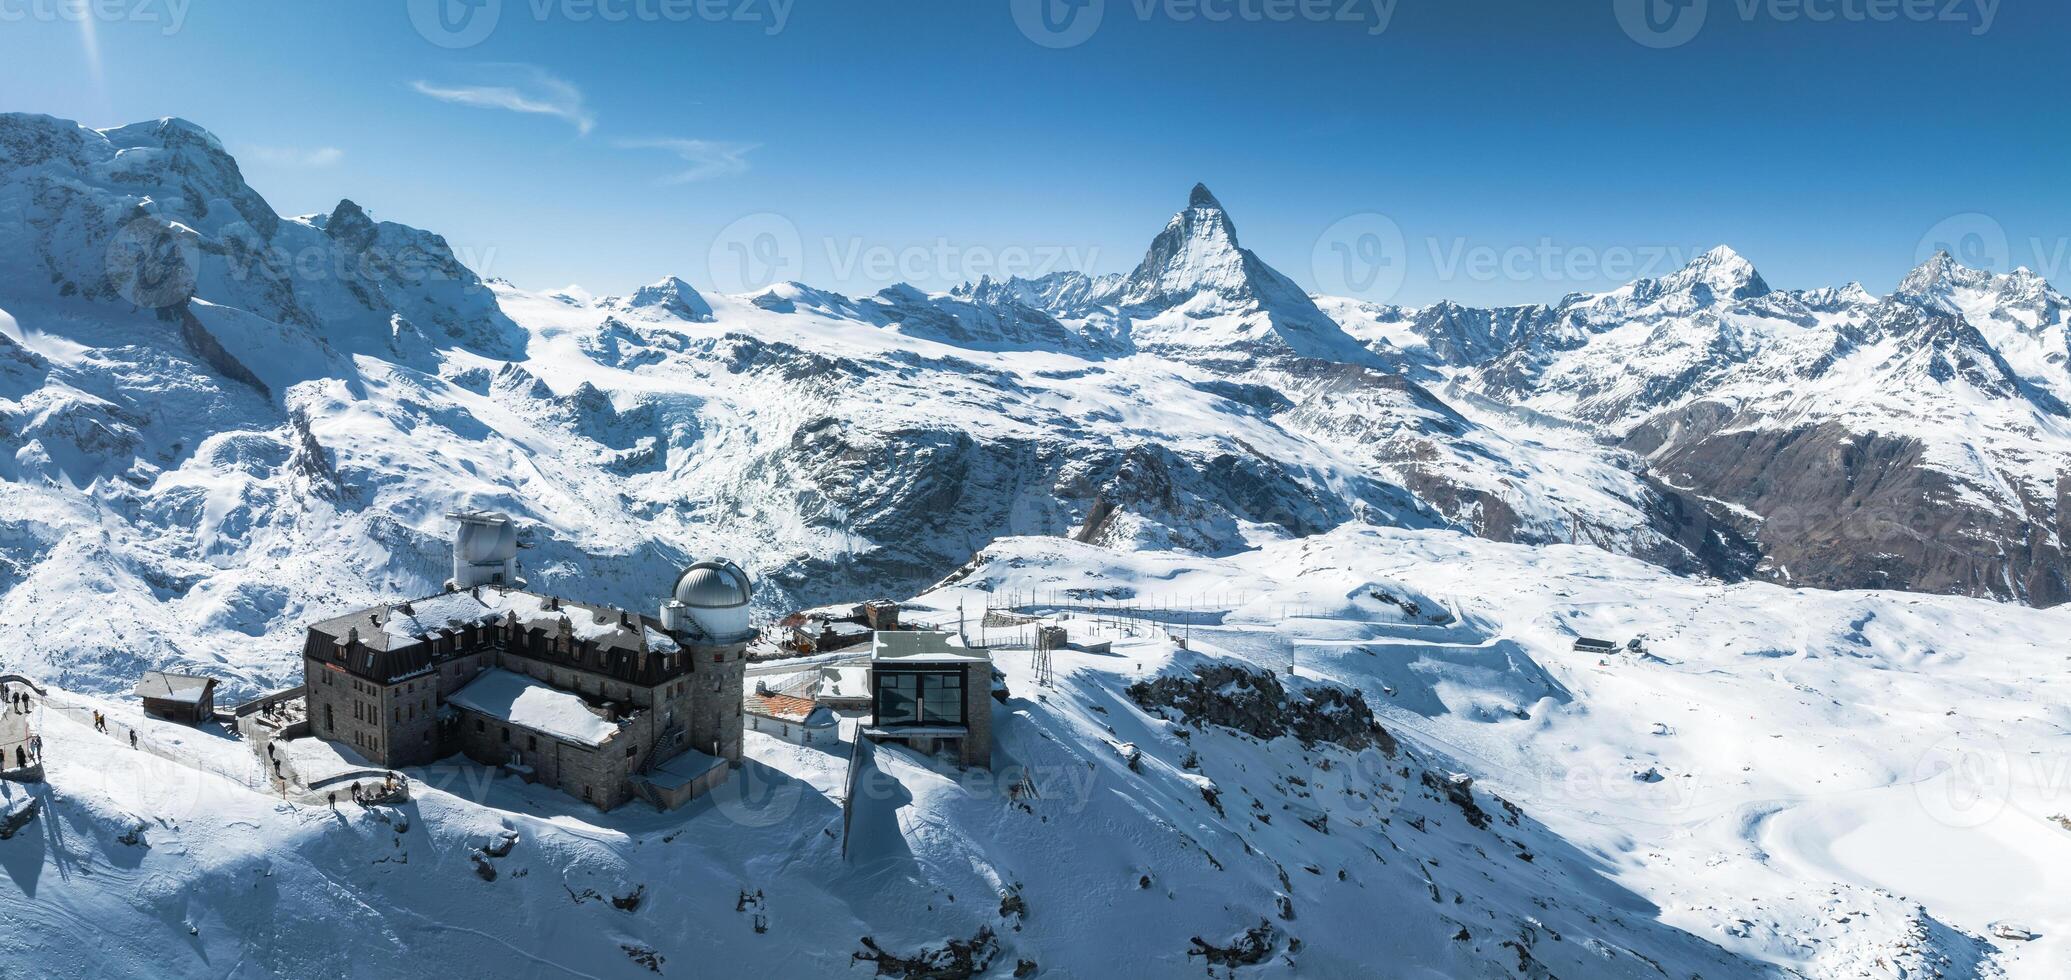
306 587 685 685
871 630 989 664
312 588 668 654
446 668 623 748
639 747 727 791
818 664 873 702
135 671 216 703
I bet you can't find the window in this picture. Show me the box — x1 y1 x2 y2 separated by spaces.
475 719 485 733
922 671 963 726
626 746 637 759
324 704 334 731
501 727 511 744
529 735 538 752
877 673 920 725
876 670 965 727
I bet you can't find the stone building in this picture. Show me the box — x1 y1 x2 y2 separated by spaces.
301 515 753 811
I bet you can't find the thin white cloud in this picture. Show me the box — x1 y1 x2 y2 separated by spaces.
615 138 758 183
411 64 595 136
243 145 345 167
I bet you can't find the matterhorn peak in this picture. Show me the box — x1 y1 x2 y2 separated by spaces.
1119 184 1251 308
1112 184 1374 364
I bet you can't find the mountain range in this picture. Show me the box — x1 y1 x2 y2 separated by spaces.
1 112 2065 696
5 112 2071 978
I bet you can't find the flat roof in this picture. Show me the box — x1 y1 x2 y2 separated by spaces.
447 668 623 748
638 748 727 791
870 630 989 664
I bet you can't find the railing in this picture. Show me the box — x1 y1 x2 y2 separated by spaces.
0 675 50 697
839 727 869 861
231 685 306 719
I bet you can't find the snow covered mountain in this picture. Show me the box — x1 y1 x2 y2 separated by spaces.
1379 244 2071 605
4 112 2070 978
0 117 1770 699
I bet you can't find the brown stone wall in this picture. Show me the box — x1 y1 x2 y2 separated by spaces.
304 658 393 763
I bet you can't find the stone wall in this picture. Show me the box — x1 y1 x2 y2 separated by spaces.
451 706 642 811
304 659 391 762
959 661 992 769
685 638 747 763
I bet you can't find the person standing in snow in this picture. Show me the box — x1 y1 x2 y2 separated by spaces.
12 746 23 769
129 729 138 750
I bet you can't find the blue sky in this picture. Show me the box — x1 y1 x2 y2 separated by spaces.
2 0 2065 305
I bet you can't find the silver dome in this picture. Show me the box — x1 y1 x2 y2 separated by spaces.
672 559 753 608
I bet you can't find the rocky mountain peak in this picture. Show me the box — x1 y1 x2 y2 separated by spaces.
619 275 714 322
1658 245 1770 303
1119 184 1251 308
1896 249 1970 298
321 198 379 253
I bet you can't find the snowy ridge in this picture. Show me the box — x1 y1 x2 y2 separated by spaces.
0 111 2066 978
1392 246 2071 604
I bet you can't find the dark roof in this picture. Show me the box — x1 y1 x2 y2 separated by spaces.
306 587 698 687
135 671 217 703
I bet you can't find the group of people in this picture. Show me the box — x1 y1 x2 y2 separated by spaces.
4 690 30 714
333 772 405 808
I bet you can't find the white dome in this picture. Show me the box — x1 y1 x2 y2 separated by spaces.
673 559 753 608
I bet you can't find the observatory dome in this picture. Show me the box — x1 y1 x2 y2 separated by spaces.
673 560 753 608
670 559 755 640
